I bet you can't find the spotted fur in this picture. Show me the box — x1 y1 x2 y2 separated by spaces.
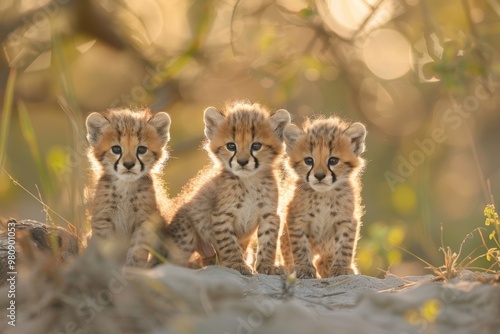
166 102 290 275
86 109 171 267
280 117 366 278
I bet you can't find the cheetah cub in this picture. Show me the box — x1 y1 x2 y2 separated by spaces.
167 102 290 275
280 117 366 278
86 109 171 267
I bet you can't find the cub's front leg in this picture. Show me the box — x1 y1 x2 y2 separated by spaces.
315 252 335 278
329 219 359 276
89 219 114 240
166 210 198 265
287 217 316 279
126 211 167 268
279 228 294 271
89 206 116 241
211 211 253 275
88 181 118 240
254 212 286 275
125 224 154 268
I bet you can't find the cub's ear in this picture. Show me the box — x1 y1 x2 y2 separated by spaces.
86 112 109 146
203 107 225 140
269 109 291 141
149 112 171 145
344 122 366 156
283 124 304 153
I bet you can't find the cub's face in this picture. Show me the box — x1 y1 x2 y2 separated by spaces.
284 118 366 192
86 110 171 182
204 103 290 178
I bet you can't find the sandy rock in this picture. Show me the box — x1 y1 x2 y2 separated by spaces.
1 248 498 334
0 219 81 284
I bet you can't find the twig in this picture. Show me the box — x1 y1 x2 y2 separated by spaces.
35 184 53 225
3 168 73 227
352 0 386 40
230 0 244 56
460 0 492 94
463 122 490 205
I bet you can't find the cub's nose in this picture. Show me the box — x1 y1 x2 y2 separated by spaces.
237 159 249 167
123 161 135 170
314 172 326 181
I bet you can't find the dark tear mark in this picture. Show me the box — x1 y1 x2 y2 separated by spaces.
327 164 337 183
306 161 313 183
250 149 259 169
136 150 145 171
228 149 236 168
114 151 122 172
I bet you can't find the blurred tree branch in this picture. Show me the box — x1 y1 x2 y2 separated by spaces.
0 0 156 70
0 0 74 43
351 0 385 40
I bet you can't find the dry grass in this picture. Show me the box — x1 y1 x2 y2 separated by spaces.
399 211 500 282
0 241 180 334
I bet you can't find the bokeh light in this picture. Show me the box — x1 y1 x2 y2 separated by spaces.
363 29 411 80
360 78 425 136
317 0 395 39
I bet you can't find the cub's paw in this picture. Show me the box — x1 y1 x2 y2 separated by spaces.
293 265 317 279
329 265 355 276
125 251 149 268
225 262 253 275
256 264 287 275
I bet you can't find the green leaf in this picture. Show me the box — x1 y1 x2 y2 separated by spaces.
18 101 53 197
0 69 16 169
299 8 314 18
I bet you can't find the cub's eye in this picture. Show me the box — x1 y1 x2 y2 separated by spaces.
304 157 314 166
111 146 122 154
226 142 237 151
328 157 339 166
137 146 148 155
251 142 262 151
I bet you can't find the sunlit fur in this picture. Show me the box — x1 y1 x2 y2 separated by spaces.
280 117 366 278
165 101 290 275
86 108 171 267
87 110 169 182
205 104 285 178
